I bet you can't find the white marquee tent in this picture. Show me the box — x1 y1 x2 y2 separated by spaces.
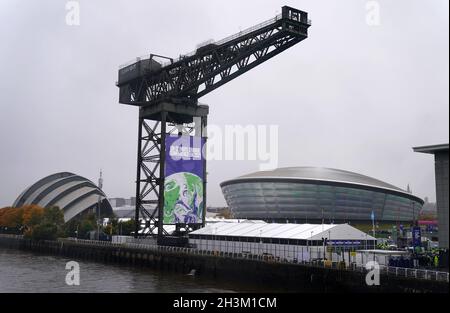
188 222 376 262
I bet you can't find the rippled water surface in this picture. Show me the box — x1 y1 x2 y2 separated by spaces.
0 248 272 293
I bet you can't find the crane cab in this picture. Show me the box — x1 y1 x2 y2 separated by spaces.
117 57 162 86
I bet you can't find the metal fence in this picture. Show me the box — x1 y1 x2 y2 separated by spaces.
2 235 447 283
57 237 449 283
0 234 23 239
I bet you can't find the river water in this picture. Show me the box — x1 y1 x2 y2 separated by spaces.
0 248 280 293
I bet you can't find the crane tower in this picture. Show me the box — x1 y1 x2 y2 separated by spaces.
117 6 310 244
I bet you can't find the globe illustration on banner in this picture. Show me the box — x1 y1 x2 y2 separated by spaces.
164 172 204 224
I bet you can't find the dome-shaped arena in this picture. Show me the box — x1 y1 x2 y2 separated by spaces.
13 172 112 222
220 167 424 223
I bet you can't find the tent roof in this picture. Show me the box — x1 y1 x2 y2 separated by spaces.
190 222 375 241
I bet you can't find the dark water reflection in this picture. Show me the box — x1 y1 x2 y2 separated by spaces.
0 248 285 293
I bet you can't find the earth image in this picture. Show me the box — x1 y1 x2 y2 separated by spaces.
164 172 204 224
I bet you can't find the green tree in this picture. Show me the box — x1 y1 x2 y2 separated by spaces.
43 206 65 226
30 223 58 240
109 217 119 234
118 219 135 236
26 206 65 241
101 216 118 235
22 205 44 227
62 218 79 238
78 213 97 238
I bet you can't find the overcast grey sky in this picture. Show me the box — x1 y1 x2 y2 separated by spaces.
0 0 448 208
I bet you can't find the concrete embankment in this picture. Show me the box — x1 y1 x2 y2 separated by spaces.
0 235 447 293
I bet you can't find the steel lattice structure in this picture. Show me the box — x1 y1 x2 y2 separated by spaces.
117 6 310 243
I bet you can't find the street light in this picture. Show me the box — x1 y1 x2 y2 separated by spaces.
328 229 331 261
259 229 263 256
214 227 218 253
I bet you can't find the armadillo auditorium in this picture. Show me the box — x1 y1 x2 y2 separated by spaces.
220 167 424 224
12 172 112 222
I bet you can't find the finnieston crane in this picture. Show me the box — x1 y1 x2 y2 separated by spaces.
117 6 310 244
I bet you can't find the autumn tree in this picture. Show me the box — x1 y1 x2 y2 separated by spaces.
0 207 24 229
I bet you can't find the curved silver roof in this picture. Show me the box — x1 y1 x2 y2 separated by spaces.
221 167 423 203
13 172 112 222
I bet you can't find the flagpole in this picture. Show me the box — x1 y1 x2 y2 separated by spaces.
371 210 376 249
372 219 375 239
321 208 324 233
372 210 376 244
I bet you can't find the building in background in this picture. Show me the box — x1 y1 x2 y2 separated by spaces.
413 143 449 249
221 167 424 224
13 172 113 222
109 197 136 219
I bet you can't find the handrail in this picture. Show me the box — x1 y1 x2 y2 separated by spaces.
118 11 312 70
158 14 283 69
118 14 281 70
3 235 447 282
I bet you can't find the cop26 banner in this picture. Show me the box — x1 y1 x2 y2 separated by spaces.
164 135 205 224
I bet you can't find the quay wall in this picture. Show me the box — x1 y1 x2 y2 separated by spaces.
0 235 447 293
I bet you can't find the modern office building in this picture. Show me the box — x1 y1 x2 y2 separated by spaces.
413 143 449 249
220 167 424 224
13 172 112 222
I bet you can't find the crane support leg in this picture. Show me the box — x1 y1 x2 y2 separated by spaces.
134 102 208 243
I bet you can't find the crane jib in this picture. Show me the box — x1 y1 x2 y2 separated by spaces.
117 6 310 107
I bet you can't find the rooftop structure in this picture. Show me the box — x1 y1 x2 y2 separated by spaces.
413 143 449 250
189 222 376 262
221 167 424 223
190 221 375 242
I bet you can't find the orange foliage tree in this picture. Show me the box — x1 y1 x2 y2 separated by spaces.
0 205 45 230
1 205 65 240
0 207 24 228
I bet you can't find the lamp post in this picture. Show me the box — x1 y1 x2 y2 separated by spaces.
97 202 101 241
328 229 331 261
259 229 263 256
213 227 216 252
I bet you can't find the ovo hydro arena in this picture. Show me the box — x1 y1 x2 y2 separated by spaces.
220 167 424 224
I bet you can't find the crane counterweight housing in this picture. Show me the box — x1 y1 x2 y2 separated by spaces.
117 6 310 242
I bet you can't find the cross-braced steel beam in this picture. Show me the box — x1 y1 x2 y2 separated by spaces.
134 107 207 240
